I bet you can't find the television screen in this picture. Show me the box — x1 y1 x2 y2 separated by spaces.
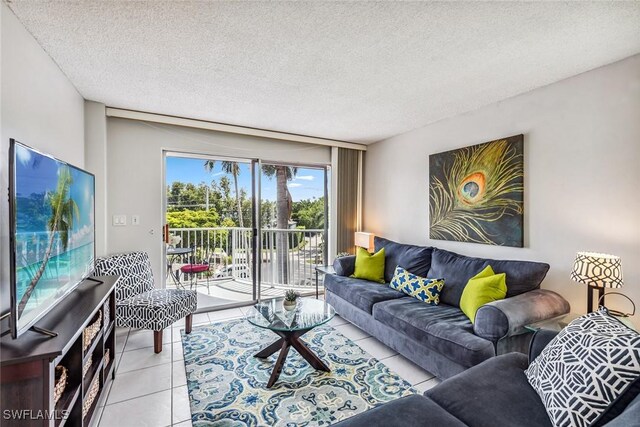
9 140 95 338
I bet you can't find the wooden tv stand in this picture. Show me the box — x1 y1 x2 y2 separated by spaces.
0 276 118 427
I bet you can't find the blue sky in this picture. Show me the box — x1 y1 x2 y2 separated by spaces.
166 157 325 201
15 144 94 232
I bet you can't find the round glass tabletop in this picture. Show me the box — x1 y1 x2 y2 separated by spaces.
166 247 193 255
246 298 335 332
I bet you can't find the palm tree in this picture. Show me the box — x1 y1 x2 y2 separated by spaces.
204 160 243 227
262 165 297 284
18 166 79 317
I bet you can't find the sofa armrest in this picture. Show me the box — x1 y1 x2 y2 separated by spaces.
333 256 356 277
473 289 570 342
528 329 558 363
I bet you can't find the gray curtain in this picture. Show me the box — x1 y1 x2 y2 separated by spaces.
336 148 360 254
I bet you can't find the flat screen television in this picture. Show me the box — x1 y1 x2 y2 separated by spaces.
9 139 96 338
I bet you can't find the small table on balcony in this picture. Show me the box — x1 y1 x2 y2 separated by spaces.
246 298 335 388
166 247 193 287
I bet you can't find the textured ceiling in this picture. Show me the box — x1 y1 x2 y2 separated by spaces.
6 1 640 144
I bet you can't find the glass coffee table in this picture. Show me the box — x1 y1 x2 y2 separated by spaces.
246 298 335 388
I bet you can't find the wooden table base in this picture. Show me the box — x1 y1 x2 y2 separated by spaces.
255 328 330 388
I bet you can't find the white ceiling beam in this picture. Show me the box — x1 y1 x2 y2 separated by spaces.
105 107 367 151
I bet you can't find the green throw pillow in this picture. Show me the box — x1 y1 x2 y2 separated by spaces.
460 265 507 323
351 247 386 283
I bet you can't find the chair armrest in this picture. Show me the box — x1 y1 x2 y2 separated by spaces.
473 289 570 342
528 329 558 363
333 256 356 277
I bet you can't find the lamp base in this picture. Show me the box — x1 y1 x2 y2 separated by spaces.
587 285 605 313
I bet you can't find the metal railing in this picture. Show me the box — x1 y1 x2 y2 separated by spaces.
168 227 325 289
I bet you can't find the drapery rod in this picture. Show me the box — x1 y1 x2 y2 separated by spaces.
106 107 367 151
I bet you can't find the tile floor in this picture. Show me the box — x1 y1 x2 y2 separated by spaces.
94 304 441 427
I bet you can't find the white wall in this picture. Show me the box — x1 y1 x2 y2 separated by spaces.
84 101 108 256
105 118 331 284
0 3 85 315
363 55 640 323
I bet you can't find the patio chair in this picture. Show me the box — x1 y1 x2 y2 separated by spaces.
94 251 197 353
181 262 211 292
180 246 211 294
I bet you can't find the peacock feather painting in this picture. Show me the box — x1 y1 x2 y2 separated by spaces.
429 135 524 247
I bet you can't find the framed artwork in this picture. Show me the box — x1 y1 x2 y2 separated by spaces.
429 134 524 247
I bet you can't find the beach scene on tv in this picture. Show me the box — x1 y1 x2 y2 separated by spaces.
13 143 95 329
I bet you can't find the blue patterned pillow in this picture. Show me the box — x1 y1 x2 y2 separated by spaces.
525 308 640 427
389 266 445 305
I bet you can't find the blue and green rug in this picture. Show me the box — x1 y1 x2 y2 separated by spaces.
181 319 416 426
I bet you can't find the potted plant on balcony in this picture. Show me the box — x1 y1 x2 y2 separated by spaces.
283 290 299 311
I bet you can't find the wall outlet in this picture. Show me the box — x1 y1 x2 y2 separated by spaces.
132 215 140 226
112 215 127 226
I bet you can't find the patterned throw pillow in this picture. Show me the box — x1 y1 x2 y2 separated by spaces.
525 308 640 427
389 266 445 305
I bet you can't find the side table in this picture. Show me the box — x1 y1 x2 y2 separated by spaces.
525 312 637 333
524 313 582 333
314 265 335 299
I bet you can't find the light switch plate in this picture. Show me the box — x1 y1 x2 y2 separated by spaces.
132 215 140 226
112 214 127 226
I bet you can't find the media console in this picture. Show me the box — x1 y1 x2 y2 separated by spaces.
0 276 118 427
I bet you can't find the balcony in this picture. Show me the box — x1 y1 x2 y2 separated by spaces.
166 227 326 305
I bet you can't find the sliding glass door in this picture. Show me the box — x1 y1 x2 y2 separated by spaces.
163 152 329 311
164 152 257 311
256 162 329 300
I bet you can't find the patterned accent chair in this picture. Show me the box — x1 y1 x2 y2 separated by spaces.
94 251 198 353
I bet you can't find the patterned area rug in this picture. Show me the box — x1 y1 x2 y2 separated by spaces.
181 319 416 426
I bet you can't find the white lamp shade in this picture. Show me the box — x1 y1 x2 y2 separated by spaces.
355 232 375 252
570 252 623 288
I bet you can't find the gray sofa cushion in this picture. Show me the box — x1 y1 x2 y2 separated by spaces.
428 248 550 306
489 258 550 297
331 394 466 427
426 352 553 427
603 392 640 427
374 236 433 283
596 377 640 427
372 298 495 367
529 329 559 362
323 274 406 314
333 255 356 277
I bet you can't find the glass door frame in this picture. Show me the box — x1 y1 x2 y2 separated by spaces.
162 151 331 309
256 160 330 301
163 150 259 312
252 159 261 303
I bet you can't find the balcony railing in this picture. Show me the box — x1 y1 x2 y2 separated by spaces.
168 227 325 290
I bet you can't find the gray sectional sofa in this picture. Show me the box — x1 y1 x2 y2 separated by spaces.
325 237 570 379
334 330 640 427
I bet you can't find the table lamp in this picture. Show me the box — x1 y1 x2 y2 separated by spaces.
354 232 375 253
570 252 623 313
